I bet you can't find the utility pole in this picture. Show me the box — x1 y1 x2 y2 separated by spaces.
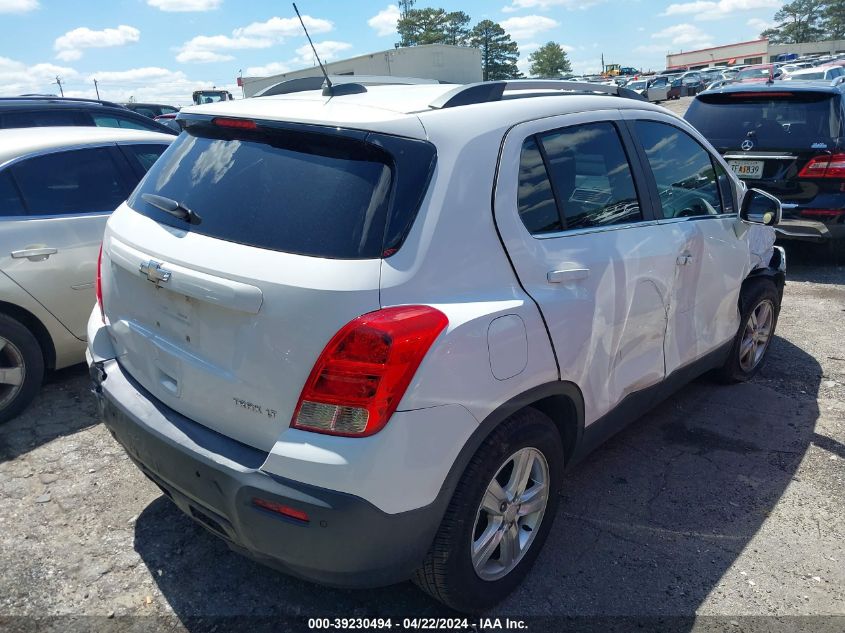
93 78 100 100
601 53 605 72
54 75 64 97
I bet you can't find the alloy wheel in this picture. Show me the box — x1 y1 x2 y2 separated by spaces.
0 336 25 410
739 299 774 372
471 447 550 581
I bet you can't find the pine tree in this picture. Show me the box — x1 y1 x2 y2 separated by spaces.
528 42 573 78
760 0 826 43
470 20 522 81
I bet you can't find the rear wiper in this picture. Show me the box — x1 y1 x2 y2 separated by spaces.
141 193 202 225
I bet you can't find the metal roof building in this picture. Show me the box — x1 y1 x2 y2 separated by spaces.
666 38 845 70
241 44 482 98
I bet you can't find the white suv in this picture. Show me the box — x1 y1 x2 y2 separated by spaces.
88 80 785 612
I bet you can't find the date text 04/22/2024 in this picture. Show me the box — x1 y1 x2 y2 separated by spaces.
306 618 528 630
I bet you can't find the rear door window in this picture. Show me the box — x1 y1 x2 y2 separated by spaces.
536 121 643 230
10 147 130 216
128 124 403 259
517 137 562 234
685 92 842 151
92 113 159 132
119 143 169 174
0 171 25 216
635 121 723 219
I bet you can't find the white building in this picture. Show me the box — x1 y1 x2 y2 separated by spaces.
242 44 483 98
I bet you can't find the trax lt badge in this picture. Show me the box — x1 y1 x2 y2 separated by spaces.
139 260 172 285
741 139 754 151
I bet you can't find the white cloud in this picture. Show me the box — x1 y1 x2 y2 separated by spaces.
650 23 713 49
176 34 273 63
502 0 600 12
662 0 780 21
500 15 559 40
245 61 292 76
177 14 333 64
0 56 78 95
0 0 37 12
368 4 400 36
747 17 775 32
54 25 140 61
234 15 333 39
294 40 352 66
146 0 221 10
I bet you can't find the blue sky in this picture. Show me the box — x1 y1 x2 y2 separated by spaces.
0 0 785 104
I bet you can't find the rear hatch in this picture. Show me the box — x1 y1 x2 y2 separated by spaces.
101 116 435 451
685 89 844 220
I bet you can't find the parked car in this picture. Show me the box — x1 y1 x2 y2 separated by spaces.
88 79 784 613
121 102 180 119
625 77 669 102
0 127 172 422
685 81 845 256
0 97 178 135
668 77 683 99
153 112 181 133
783 65 845 82
735 64 783 83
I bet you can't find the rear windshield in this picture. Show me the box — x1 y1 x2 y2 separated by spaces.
685 92 843 151
129 123 403 259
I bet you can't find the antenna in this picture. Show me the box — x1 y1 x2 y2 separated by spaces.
292 3 332 90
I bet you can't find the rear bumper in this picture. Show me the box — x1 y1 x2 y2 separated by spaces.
775 217 845 243
90 357 447 588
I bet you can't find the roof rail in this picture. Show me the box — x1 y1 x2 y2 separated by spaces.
429 80 646 109
255 75 441 98
1 96 123 108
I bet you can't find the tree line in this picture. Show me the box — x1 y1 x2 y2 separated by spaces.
395 0 572 80
759 0 844 44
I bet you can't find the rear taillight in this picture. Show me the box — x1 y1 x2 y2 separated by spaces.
292 306 448 437
95 243 104 322
798 153 845 179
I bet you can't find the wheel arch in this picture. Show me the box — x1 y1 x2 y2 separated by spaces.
439 381 585 501
0 301 56 371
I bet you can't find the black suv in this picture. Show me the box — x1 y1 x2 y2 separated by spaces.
0 97 178 135
685 82 844 254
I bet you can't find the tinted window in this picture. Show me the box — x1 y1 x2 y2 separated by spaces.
0 171 25 216
92 113 156 132
1 109 82 128
122 143 168 172
11 147 128 215
517 137 561 234
129 125 396 259
538 122 642 230
635 121 722 219
685 92 842 150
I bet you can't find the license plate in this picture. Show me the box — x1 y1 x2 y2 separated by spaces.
728 160 764 179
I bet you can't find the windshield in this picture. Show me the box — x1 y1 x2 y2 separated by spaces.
128 123 414 259
686 92 842 151
628 81 646 89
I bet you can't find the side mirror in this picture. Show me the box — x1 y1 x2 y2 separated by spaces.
740 188 781 226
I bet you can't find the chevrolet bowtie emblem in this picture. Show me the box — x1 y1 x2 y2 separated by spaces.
139 260 172 284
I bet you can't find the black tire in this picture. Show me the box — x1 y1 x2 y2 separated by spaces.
413 408 564 613
0 313 44 424
715 278 780 383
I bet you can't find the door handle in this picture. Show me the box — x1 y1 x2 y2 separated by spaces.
11 247 58 261
547 268 590 284
676 253 693 266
